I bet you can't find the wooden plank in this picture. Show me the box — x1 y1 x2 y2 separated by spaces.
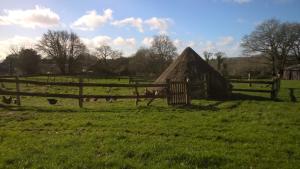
78 77 83 108
166 79 170 105
231 89 272 93
180 83 182 104
0 78 166 88
135 82 139 106
15 76 21 106
230 80 273 84
0 89 165 99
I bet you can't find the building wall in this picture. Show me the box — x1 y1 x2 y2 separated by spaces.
283 70 300 80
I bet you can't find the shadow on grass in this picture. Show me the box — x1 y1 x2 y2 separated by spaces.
229 93 282 101
176 101 225 111
0 102 167 114
0 103 80 113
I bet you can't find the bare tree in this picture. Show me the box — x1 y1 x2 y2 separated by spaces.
291 23 300 63
95 45 113 63
241 19 299 76
9 45 23 55
37 30 86 74
95 45 122 63
111 50 123 60
203 51 213 63
151 35 177 61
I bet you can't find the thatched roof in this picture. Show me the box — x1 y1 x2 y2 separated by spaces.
155 47 230 98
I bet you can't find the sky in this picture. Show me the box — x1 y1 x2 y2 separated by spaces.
0 0 299 60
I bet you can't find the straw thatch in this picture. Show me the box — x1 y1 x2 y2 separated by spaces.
154 47 230 99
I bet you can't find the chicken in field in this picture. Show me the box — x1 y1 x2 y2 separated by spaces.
144 88 156 97
1 83 6 89
2 96 12 104
47 98 58 105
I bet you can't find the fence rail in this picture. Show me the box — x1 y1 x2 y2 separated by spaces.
230 77 281 100
0 89 165 99
229 79 274 84
0 76 208 107
0 78 166 88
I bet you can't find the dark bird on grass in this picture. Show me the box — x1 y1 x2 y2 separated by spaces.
1 83 6 89
2 96 12 104
47 98 58 105
105 97 116 103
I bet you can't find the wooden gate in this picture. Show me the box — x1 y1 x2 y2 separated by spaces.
166 80 190 105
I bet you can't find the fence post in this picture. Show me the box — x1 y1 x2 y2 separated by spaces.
275 78 280 99
271 77 279 100
248 73 252 87
134 81 139 106
79 77 83 108
185 77 191 105
271 79 275 100
15 76 21 106
129 76 132 84
166 79 170 105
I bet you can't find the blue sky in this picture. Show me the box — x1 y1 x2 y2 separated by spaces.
0 0 299 59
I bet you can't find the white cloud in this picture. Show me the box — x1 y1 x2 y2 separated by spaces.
81 36 112 49
0 5 60 28
173 39 181 48
173 39 197 53
0 36 40 60
142 37 154 47
112 17 143 32
217 36 235 46
92 36 112 46
113 37 136 46
145 17 172 34
81 35 136 56
71 9 113 31
199 37 241 57
172 35 241 57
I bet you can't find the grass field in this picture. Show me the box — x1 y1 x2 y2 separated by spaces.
0 77 300 169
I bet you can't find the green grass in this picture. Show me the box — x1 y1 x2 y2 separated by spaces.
0 77 300 169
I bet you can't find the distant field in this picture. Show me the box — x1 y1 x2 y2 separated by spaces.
0 77 300 169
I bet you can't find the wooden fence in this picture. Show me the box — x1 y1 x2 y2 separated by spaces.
0 77 208 107
230 77 281 100
128 76 155 84
0 77 166 107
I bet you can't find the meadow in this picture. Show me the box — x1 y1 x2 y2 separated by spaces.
0 77 300 169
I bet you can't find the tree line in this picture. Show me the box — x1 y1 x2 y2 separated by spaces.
0 31 177 77
0 18 299 78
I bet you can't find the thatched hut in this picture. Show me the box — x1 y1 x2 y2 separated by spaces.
283 64 300 80
154 47 231 99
